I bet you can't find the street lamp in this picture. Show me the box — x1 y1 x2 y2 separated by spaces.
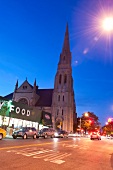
105 122 108 125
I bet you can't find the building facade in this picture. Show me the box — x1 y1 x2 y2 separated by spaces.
4 24 77 132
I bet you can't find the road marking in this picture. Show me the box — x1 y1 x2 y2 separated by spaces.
63 144 78 148
62 143 89 150
33 151 60 158
50 159 65 164
44 153 71 161
23 149 53 156
79 147 88 150
6 147 71 164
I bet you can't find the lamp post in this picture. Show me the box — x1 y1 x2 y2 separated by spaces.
80 118 81 130
79 112 89 135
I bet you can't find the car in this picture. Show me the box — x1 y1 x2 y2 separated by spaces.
0 128 6 140
107 134 113 139
54 130 68 138
110 134 113 139
37 128 55 139
90 131 101 140
12 127 38 139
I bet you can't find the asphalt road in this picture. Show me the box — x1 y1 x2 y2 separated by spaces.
0 136 113 170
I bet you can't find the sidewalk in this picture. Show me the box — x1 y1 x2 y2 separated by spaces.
6 134 13 139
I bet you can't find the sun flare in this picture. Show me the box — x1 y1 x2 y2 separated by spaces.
102 17 113 31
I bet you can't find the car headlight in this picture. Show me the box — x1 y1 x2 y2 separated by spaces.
54 132 58 136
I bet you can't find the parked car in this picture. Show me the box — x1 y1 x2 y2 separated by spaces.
37 128 55 139
54 130 68 138
107 134 113 139
0 128 6 140
12 127 38 139
90 131 101 140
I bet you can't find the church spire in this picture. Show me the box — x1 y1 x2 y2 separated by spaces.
62 23 70 53
14 79 18 92
58 23 71 67
33 78 37 93
34 78 36 87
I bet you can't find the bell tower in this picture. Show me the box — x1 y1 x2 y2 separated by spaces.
52 24 76 132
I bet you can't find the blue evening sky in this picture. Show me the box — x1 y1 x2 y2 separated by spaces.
0 0 113 126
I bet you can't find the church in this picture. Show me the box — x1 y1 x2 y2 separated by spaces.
4 24 77 132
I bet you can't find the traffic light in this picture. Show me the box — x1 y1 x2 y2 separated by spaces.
89 120 92 124
108 118 112 122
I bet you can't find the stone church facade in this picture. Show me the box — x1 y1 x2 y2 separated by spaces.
5 24 77 132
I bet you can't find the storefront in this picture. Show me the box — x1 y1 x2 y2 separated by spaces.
0 97 52 133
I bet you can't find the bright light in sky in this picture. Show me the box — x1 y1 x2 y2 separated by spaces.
102 17 113 31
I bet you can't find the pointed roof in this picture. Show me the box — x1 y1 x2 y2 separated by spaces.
16 80 18 87
34 78 36 87
14 79 18 92
62 23 70 53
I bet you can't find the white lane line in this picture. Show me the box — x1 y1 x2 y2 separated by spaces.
7 150 16 153
16 148 44 155
7 147 39 154
44 153 71 161
79 147 89 150
65 144 78 148
50 159 65 164
24 149 53 157
44 152 60 161
33 151 60 159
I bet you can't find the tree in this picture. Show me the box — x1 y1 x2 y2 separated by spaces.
0 100 11 128
81 111 101 133
0 101 9 128
102 122 113 135
41 119 46 126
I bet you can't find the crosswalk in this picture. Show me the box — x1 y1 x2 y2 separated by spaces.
6 144 89 164
7 147 71 165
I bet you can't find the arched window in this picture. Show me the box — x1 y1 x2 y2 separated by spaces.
58 95 60 101
64 74 67 84
62 109 63 115
63 56 65 60
59 74 62 84
18 98 28 105
63 95 64 101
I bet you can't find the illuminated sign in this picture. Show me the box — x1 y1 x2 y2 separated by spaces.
0 101 4 109
0 100 30 117
45 114 50 119
10 105 30 116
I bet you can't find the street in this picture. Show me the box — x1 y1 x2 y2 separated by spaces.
0 137 113 170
